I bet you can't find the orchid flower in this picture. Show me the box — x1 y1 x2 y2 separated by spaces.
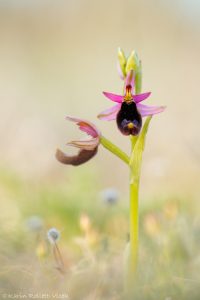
98 70 165 136
56 48 166 297
56 117 101 166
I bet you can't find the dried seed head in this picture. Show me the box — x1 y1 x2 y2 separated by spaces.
47 228 60 244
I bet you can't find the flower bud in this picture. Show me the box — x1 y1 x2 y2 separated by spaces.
80 213 91 232
125 50 140 75
135 60 142 94
117 47 127 78
36 242 47 259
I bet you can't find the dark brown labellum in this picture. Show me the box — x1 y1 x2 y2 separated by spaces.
116 101 142 136
56 147 98 166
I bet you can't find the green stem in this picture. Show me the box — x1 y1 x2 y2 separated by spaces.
128 179 139 284
125 117 152 297
124 174 139 299
100 136 129 165
135 61 142 94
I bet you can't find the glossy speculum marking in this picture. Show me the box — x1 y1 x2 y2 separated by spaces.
116 101 142 136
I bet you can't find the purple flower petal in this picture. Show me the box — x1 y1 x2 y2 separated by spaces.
97 104 121 121
103 92 123 103
133 92 151 103
66 116 100 138
137 103 166 117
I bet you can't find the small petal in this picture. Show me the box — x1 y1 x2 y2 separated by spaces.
67 136 100 150
133 92 151 103
97 104 121 121
137 103 166 117
124 70 135 91
103 92 123 103
66 116 100 138
117 61 125 80
56 147 98 166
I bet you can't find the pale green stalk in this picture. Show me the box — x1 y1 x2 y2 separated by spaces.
100 118 152 298
125 57 151 296
126 179 139 292
135 61 142 95
125 116 152 297
100 136 129 165
99 58 152 297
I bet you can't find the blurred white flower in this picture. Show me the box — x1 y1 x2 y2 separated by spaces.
100 188 119 205
26 215 43 232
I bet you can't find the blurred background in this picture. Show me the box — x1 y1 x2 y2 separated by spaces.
0 0 200 299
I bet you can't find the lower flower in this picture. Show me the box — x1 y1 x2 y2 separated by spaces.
56 117 101 166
